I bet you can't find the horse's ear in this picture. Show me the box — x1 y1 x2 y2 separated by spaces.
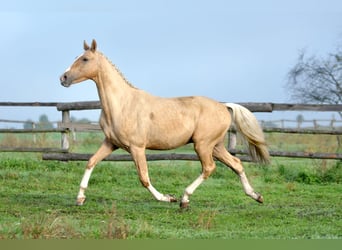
90 39 97 52
84 40 90 51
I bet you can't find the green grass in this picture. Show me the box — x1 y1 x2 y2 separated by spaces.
0 131 341 239
0 153 341 239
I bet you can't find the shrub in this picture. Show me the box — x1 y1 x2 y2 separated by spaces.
275 161 342 184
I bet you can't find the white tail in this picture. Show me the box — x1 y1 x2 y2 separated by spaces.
225 103 270 164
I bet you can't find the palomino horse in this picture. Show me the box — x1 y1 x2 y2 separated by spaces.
60 40 270 208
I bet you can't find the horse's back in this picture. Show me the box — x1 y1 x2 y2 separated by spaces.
157 95 229 124
173 96 230 123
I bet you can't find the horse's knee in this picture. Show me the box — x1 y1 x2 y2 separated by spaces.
86 157 97 169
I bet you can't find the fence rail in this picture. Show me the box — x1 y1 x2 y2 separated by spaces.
1 101 342 161
55 101 342 112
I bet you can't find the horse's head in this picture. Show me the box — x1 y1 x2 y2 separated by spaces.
60 39 99 87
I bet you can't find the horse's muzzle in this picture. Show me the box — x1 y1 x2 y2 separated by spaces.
60 74 71 87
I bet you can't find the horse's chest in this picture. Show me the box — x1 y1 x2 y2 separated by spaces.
99 116 130 149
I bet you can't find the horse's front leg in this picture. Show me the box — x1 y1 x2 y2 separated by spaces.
76 139 116 205
130 146 177 203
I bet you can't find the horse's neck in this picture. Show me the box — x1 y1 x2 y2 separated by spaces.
94 58 134 120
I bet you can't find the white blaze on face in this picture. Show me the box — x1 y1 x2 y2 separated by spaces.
64 55 82 74
64 66 71 74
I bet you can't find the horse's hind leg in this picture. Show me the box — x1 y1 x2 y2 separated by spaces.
213 143 263 203
180 143 216 208
76 139 116 205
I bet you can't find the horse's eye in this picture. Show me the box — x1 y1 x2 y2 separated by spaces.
82 57 88 62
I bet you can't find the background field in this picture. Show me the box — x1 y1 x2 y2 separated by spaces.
0 132 341 239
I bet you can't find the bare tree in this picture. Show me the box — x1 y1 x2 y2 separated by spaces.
286 49 342 117
287 49 342 149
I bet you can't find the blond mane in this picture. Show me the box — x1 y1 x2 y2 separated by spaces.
98 51 137 89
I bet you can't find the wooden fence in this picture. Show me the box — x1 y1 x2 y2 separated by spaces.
1 101 342 161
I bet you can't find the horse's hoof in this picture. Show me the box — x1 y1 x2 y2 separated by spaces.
76 197 86 206
255 193 264 203
180 201 190 209
165 194 178 203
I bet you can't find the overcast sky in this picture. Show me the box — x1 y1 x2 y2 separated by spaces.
1 0 342 124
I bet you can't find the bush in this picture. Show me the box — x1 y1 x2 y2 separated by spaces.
319 161 341 184
275 161 341 184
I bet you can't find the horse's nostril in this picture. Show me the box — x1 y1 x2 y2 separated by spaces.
60 74 67 82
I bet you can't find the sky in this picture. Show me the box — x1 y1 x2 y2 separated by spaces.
1 0 342 125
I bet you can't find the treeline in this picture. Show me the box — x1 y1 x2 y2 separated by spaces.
23 114 91 129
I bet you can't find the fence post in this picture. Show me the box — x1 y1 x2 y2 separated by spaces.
228 130 237 152
61 110 70 150
330 118 335 129
32 122 37 144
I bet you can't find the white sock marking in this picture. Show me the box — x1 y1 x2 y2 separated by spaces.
182 174 205 203
80 168 93 189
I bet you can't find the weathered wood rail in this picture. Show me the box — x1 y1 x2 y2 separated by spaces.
1 101 342 161
55 101 342 112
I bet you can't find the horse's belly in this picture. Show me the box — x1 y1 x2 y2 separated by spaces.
145 124 193 150
146 137 191 150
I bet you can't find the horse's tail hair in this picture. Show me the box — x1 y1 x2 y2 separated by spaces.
225 103 270 164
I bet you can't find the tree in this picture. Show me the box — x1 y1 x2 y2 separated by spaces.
37 114 53 129
71 116 91 123
286 49 342 117
23 119 34 129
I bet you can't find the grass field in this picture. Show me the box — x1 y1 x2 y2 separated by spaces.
0 132 341 239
